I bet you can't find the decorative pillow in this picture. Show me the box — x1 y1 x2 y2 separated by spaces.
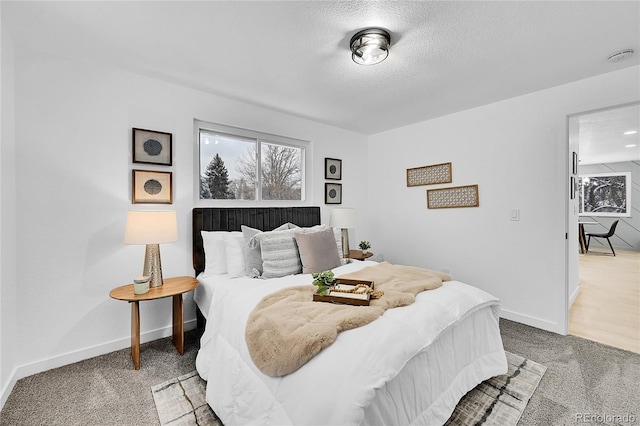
201 231 242 277
289 224 343 263
224 234 246 278
258 230 302 279
294 228 342 274
241 223 290 276
290 224 327 234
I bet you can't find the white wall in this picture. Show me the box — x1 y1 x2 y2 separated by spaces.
1 46 367 405
367 66 640 334
1 22 18 408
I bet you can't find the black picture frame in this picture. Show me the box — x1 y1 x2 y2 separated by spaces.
132 169 173 204
325 183 342 204
572 152 578 175
325 158 342 180
133 128 173 166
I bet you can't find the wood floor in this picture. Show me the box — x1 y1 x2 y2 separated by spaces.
569 248 640 354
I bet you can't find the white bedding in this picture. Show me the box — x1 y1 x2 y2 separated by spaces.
195 261 507 425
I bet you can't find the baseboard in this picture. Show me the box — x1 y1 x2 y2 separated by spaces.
0 367 19 412
569 285 580 308
0 319 197 411
500 309 562 334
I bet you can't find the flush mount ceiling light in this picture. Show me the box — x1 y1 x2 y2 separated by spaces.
350 28 391 65
607 49 635 63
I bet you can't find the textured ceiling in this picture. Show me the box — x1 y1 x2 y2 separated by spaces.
3 1 640 136
578 103 640 165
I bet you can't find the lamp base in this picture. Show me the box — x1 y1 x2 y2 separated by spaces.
143 243 164 287
341 228 350 258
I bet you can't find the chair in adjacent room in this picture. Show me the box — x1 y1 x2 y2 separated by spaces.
585 220 620 256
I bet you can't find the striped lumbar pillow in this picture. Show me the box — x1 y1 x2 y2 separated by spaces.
258 230 302 279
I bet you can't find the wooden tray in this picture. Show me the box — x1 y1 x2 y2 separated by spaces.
333 278 374 289
312 279 374 306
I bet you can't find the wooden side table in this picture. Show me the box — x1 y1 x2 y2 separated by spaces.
347 250 373 261
109 276 199 370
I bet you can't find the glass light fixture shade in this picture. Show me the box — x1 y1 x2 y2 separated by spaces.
124 210 178 244
350 28 391 65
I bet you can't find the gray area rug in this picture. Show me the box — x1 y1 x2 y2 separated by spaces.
153 351 545 426
445 351 546 425
152 371 222 426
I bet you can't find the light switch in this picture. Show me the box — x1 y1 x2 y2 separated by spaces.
510 209 520 221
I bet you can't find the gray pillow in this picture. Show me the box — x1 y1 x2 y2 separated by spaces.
258 230 302 278
241 223 290 277
294 228 342 274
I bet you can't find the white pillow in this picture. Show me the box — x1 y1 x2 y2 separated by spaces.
201 231 242 277
224 234 246 278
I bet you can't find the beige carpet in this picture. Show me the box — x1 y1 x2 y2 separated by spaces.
153 351 545 426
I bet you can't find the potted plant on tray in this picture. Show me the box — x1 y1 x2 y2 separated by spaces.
359 240 371 254
312 270 335 296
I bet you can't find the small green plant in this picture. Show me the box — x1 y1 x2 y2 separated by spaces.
312 270 335 295
359 240 371 251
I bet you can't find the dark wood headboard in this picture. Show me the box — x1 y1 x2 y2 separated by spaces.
192 207 321 275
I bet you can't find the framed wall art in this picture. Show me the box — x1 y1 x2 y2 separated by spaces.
579 172 631 217
325 183 342 204
325 158 342 180
407 162 452 187
427 184 479 209
133 128 173 166
132 169 173 204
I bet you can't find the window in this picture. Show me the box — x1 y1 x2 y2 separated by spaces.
196 121 307 202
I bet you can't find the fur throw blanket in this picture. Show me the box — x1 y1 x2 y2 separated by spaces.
245 262 450 377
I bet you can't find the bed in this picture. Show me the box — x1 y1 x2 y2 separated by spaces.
192 207 507 425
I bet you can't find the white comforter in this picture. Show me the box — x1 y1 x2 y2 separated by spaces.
195 261 507 425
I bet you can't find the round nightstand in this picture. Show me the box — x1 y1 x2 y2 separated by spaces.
346 250 373 261
110 276 199 370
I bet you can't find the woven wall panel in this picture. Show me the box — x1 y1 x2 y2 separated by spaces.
427 185 479 209
406 162 452 187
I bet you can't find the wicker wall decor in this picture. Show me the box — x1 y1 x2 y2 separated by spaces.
427 184 479 209
406 162 452 187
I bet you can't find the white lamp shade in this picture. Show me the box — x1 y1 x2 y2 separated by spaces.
124 210 178 244
330 208 357 229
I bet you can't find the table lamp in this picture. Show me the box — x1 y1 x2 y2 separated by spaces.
124 210 178 288
330 208 357 258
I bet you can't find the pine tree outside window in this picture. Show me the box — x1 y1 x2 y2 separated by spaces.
197 121 307 202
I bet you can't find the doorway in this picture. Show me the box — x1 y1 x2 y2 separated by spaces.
567 102 640 354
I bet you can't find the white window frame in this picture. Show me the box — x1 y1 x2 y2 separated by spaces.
194 120 311 205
